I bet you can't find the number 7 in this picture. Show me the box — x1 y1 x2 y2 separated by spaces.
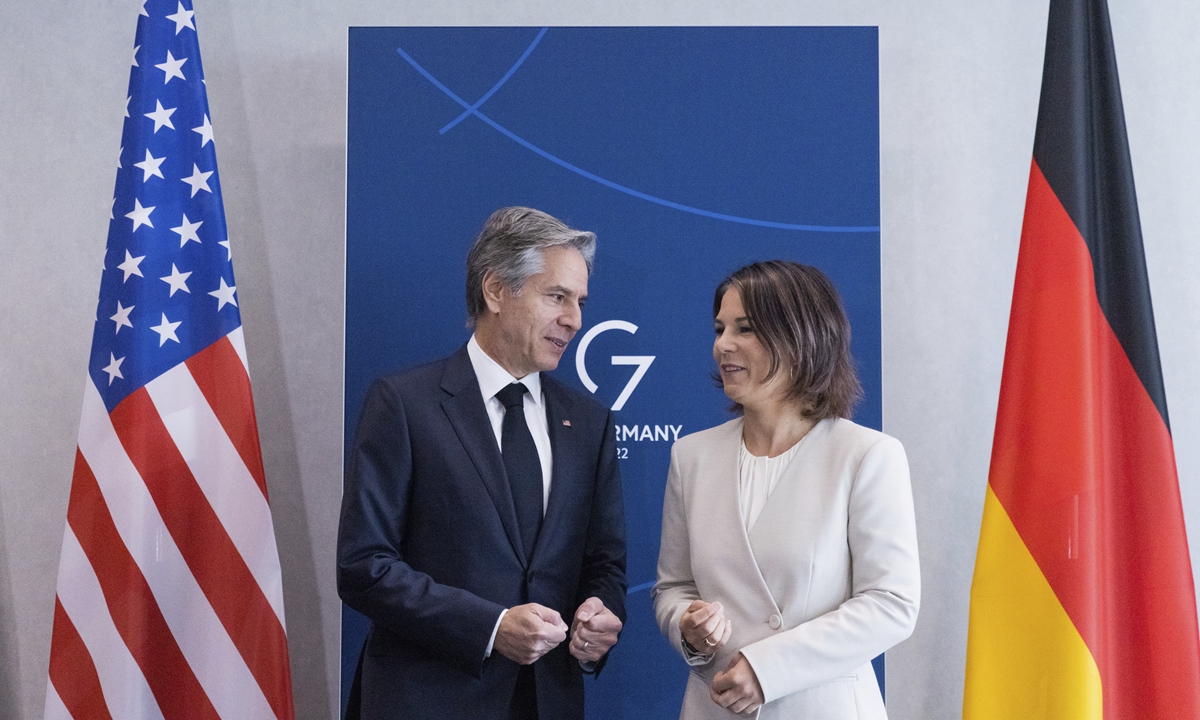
610 355 654 412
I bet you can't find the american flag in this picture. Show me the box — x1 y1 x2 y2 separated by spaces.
44 2 295 719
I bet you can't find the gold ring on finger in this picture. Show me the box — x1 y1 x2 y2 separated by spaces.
704 636 717 647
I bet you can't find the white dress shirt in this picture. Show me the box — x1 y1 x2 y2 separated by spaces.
467 335 554 658
467 335 553 510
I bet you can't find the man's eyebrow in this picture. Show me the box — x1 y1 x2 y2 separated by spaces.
545 284 580 296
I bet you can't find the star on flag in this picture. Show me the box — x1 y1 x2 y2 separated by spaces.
117 250 145 281
126 198 155 231
171 213 202 246
166 3 196 34
101 353 125 384
160 264 192 296
193 114 213 146
110 301 135 333
181 164 212 196
133 149 166 181
155 50 187 84
145 100 176 132
149 313 182 346
208 278 237 310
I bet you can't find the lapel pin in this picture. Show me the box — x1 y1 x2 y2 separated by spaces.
562 420 571 427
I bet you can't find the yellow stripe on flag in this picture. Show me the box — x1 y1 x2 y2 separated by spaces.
964 485 1102 720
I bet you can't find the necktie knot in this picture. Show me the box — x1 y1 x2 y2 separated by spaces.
496 383 528 410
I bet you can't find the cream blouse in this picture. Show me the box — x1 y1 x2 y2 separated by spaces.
737 436 805 530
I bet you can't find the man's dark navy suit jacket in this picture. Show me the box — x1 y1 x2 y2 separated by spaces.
337 346 627 720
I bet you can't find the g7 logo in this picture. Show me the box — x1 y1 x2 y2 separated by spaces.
574 320 655 412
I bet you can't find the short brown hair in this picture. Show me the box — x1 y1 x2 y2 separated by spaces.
713 260 862 419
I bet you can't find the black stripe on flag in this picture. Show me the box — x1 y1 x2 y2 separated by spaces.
1030 0 1169 428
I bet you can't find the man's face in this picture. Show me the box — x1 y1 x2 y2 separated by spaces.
482 246 589 377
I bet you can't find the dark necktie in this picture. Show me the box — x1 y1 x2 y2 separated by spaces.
496 383 543 562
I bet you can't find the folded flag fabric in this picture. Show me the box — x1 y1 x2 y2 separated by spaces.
963 1 1200 718
44 3 295 719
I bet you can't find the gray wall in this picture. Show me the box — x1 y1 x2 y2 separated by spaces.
2 1 1197 719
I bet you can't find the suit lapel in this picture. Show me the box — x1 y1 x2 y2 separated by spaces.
439 346 527 568
534 378 575 564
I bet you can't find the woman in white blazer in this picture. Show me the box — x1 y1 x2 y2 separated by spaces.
653 261 920 719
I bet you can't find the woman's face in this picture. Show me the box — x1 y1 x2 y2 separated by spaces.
713 288 790 409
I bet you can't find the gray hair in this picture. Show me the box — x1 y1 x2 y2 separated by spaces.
465 207 596 325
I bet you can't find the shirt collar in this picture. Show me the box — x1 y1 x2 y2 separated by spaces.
467 335 544 406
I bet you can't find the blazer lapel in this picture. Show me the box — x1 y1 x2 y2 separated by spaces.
716 418 782 615
439 346 527 568
746 418 830 541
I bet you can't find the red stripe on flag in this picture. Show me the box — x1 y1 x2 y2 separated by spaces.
48 596 115 720
990 160 1200 717
186 336 269 499
109 388 295 720
67 449 220 720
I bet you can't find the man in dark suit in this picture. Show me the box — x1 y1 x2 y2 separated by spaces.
337 207 627 720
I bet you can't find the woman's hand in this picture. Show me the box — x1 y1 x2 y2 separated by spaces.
710 652 765 715
679 600 731 655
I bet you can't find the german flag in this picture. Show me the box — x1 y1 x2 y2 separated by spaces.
963 0 1200 717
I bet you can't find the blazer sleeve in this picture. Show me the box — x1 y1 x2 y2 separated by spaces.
336 377 506 676
739 434 921 703
652 442 711 666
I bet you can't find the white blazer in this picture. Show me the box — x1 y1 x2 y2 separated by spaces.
653 417 920 720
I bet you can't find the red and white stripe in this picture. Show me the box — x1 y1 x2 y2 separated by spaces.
46 329 295 720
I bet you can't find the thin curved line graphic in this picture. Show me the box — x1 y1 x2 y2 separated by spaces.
439 27 548 135
395 40 880 234
627 581 654 596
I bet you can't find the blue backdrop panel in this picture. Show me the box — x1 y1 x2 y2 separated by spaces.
344 26 880 719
